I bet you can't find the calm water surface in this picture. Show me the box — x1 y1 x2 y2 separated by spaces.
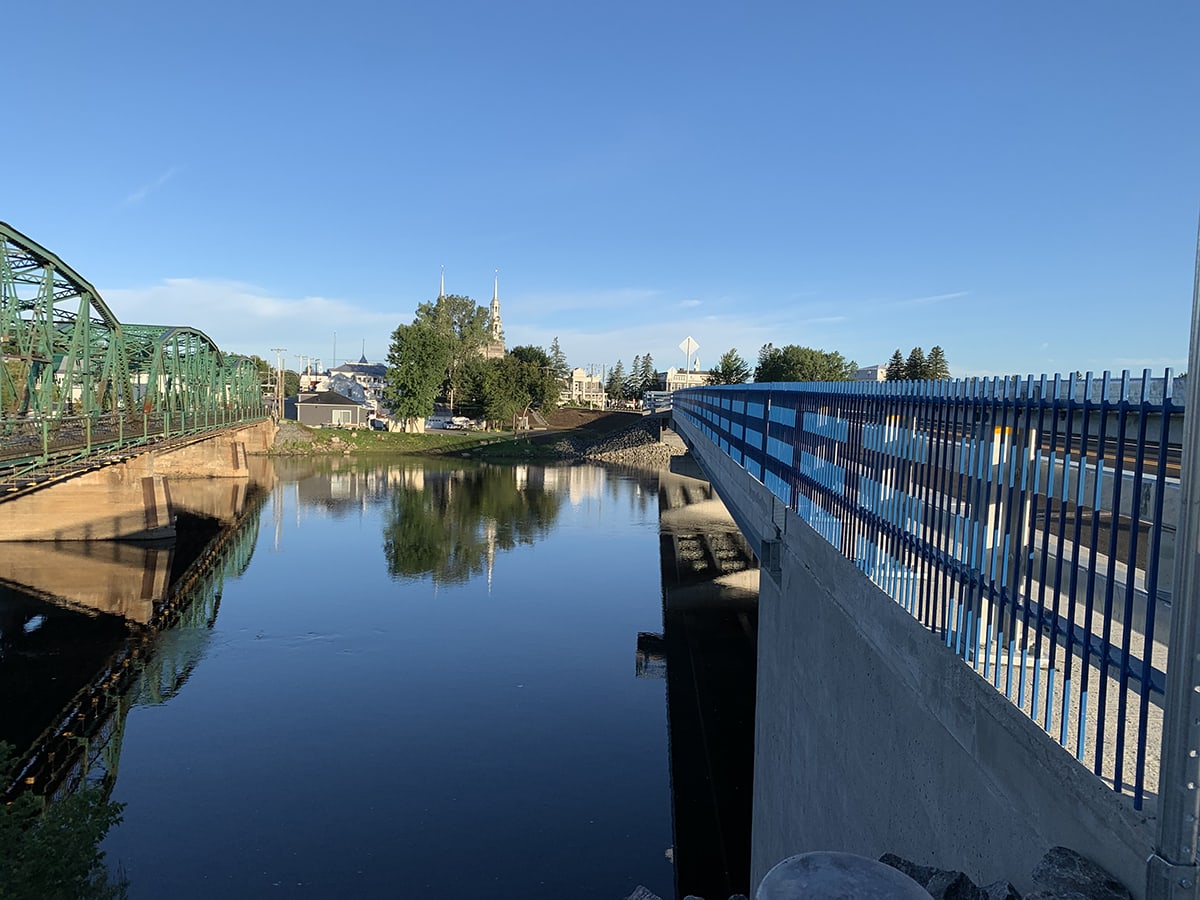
102 458 679 898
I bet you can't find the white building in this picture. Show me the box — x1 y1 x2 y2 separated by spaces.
854 364 888 382
657 367 711 392
562 367 607 407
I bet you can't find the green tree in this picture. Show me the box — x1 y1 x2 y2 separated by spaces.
413 294 490 411
548 336 570 383
926 345 950 380
885 349 907 381
905 346 927 380
509 345 562 414
382 322 450 423
640 355 655 394
754 344 857 383
605 360 627 401
708 349 751 385
628 355 643 400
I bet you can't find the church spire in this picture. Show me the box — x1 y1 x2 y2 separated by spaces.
489 269 503 342
439 265 445 300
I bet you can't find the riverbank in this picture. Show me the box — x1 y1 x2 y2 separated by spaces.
266 409 687 466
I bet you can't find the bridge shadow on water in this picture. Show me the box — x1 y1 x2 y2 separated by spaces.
643 456 759 900
0 481 269 805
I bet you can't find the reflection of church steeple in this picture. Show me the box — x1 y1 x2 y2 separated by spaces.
490 270 503 342
484 517 497 592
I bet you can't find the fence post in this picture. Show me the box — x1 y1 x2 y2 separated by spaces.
1149 215 1200 900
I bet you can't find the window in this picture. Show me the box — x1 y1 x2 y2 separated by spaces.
332 409 352 426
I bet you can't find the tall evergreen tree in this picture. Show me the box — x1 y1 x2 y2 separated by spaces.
926 345 950 380
628 355 643 399
549 336 570 383
886 349 907 381
904 346 927 380
605 360 627 401
639 354 656 394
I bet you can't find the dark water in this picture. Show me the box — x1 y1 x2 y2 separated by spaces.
0 456 756 899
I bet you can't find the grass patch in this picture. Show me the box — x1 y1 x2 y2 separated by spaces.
279 424 523 457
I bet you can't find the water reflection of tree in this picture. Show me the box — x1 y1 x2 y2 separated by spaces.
382 466 564 584
0 742 127 899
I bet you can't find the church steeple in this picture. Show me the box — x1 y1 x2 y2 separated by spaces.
489 269 503 342
439 265 445 300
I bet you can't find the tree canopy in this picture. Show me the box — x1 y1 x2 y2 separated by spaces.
885 345 951 380
708 349 751 385
413 294 490 411
753 344 857 383
382 321 450 421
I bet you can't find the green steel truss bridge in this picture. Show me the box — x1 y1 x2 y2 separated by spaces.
0 221 266 487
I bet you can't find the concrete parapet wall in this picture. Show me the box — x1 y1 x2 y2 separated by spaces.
672 412 1155 899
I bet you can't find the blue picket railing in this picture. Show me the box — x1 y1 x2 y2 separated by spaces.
675 372 1183 810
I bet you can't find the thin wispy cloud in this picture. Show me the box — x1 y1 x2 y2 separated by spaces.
678 299 702 309
123 166 181 206
889 290 969 308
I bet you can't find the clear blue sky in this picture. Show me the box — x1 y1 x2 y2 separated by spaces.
6 1 1198 379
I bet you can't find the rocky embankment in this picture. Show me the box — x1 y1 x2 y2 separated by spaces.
551 418 687 466
269 420 325 454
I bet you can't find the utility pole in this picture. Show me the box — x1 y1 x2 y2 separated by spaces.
271 347 286 419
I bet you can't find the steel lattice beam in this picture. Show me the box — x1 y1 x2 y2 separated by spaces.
0 221 265 462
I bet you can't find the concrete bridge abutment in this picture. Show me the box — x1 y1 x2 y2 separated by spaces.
0 421 277 541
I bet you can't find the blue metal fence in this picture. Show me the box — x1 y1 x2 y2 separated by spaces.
675 372 1183 809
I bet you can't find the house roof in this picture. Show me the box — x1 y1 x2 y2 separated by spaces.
297 390 363 407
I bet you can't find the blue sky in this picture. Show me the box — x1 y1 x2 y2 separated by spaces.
5 1 1198 379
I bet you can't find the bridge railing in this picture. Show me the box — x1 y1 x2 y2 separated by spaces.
675 371 1184 810
0 403 267 475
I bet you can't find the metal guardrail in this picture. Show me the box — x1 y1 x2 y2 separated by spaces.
675 371 1184 811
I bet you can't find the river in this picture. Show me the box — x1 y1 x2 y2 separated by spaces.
0 455 757 900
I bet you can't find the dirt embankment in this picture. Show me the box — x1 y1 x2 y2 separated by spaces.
540 408 643 435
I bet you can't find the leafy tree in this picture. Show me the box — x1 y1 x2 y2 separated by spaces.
413 294 490 411
926 345 950 380
708 349 751 385
382 322 450 423
605 360 627 401
885 349 907 381
509 345 562 414
905 346 927 380
0 742 128 899
754 344 857 383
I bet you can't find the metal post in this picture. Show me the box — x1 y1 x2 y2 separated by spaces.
1149 214 1200 900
